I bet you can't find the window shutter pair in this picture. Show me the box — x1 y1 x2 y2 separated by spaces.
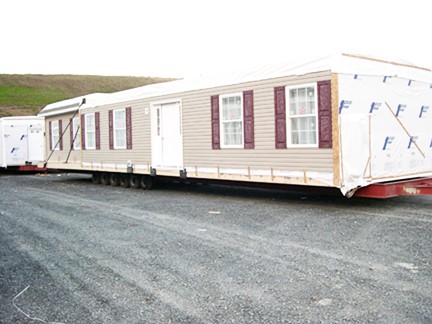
108 107 132 150
80 112 100 150
211 91 255 149
274 80 332 148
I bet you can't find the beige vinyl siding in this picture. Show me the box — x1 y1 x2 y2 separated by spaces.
44 113 82 164
45 70 333 178
180 71 333 172
78 100 151 166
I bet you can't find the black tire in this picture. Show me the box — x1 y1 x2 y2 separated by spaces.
119 174 130 188
129 175 141 189
140 176 154 190
110 173 120 186
100 173 110 185
92 173 101 184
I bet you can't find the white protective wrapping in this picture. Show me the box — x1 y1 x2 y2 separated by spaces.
40 53 432 115
0 117 45 167
338 74 432 194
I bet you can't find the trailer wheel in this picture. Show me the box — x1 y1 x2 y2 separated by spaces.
92 173 101 184
110 173 120 186
119 174 130 188
100 172 110 185
140 176 154 190
129 175 141 189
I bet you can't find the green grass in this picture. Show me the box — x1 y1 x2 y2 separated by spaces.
0 74 174 117
0 86 67 107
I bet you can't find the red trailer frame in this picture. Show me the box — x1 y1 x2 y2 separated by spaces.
353 177 432 198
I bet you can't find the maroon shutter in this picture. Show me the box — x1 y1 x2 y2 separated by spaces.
317 80 332 148
95 112 100 150
108 110 114 150
274 86 286 149
69 118 74 150
58 119 63 150
126 107 132 149
49 121 53 150
81 114 86 150
211 95 220 149
243 90 254 149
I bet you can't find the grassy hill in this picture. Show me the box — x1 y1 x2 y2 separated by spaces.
0 74 174 117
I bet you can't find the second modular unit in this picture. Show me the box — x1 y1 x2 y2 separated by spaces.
0 116 45 168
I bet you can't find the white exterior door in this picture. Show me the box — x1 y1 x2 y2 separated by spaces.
151 101 183 169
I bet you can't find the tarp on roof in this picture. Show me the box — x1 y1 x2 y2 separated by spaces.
39 53 432 117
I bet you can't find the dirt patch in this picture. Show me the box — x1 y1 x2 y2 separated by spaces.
0 106 35 117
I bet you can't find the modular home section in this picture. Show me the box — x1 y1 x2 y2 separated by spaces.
40 70 335 188
38 54 432 196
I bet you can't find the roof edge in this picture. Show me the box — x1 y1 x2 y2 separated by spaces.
342 53 432 72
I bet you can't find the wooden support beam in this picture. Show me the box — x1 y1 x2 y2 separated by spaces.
331 73 341 187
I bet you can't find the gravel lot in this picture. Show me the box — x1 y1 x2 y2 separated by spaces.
1 173 431 323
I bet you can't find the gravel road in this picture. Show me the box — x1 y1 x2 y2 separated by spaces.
1 173 431 323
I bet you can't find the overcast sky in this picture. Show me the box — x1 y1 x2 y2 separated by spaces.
1 0 431 78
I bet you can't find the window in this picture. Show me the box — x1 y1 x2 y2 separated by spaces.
220 93 243 148
51 120 59 150
274 81 332 149
286 83 318 147
114 109 126 149
72 117 80 150
211 91 254 150
109 107 132 150
85 113 96 149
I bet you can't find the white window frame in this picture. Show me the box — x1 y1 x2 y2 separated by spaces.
219 93 244 149
113 108 126 149
51 120 60 151
85 113 96 150
72 117 81 150
285 83 319 148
